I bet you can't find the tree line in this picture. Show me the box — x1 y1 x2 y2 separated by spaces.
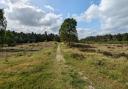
0 30 60 46
0 17 79 47
80 33 128 43
1 9 78 47
0 18 78 47
0 9 60 46
2 8 128 46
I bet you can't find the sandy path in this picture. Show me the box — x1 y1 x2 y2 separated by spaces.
56 44 65 62
55 44 95 89
55 44 72 88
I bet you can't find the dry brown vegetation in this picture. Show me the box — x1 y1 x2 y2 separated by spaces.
0 42 59 89
0 42 54 58
62 43 128 89
0 42 128 89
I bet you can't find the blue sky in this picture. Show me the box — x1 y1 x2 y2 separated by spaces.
31 0 101 29
0 0 128 38
31 0 100 14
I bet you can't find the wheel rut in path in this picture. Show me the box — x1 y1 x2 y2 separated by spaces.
55 44 95 89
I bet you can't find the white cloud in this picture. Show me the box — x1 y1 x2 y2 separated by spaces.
1 0 128 38
0 0 62 34
8 6 45 26
76 0 128 37
77 28 98 39
99 0 128 31
77 4 99 22
44 5 55 11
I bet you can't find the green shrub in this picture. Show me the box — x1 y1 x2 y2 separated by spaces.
71 53 85 60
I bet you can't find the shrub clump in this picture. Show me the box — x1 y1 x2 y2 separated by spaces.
71 53 85 60
99 51 128 59
79 48 96 52
95 60 105 66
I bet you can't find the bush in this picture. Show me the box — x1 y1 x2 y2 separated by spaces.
100 51 128 59
96 60 105 66
71 53 85 60
70 43 95 49
79 48 96 52
102 51 113 57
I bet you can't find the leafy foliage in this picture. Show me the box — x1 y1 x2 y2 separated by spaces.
0 9 7 46
0 9 7 30
0 30 60 46
59 18 78 44
80 33 128 43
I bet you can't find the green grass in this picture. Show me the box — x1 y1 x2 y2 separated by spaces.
0 42 90 89
0 42 58 89
62 43 128 89
0 42 127 89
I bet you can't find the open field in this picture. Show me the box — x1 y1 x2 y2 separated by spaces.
0 0 128 89
0 42 91 89
0 42 51 58
0 42 128 89
0 42 59 89
62 43 128 89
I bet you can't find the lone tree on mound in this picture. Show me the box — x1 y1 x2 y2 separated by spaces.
59 18 78 45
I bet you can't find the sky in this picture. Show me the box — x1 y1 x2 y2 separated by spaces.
0 0 128 38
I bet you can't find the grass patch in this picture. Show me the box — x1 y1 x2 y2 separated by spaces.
62 43 128 89
0 42 60 89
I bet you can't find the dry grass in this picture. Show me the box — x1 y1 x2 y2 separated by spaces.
0 42 127 89
0 42 59 89
62 43 128 89
0 42 89 89
0 42 54 58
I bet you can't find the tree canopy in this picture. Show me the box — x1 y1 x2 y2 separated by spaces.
0 9 7 30
0 9 7 47
59 18 78 45
80 33 128 44
0 30 60 46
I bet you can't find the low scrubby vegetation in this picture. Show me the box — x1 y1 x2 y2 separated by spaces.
62 43 128 89
71 53 85 60
100 51 128 59
72 43 128 59
0 42 59 89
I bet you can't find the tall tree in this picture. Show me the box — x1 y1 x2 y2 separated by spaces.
44 31 48 41
0 9 8 62
59 18 78 45
0 9 7 47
